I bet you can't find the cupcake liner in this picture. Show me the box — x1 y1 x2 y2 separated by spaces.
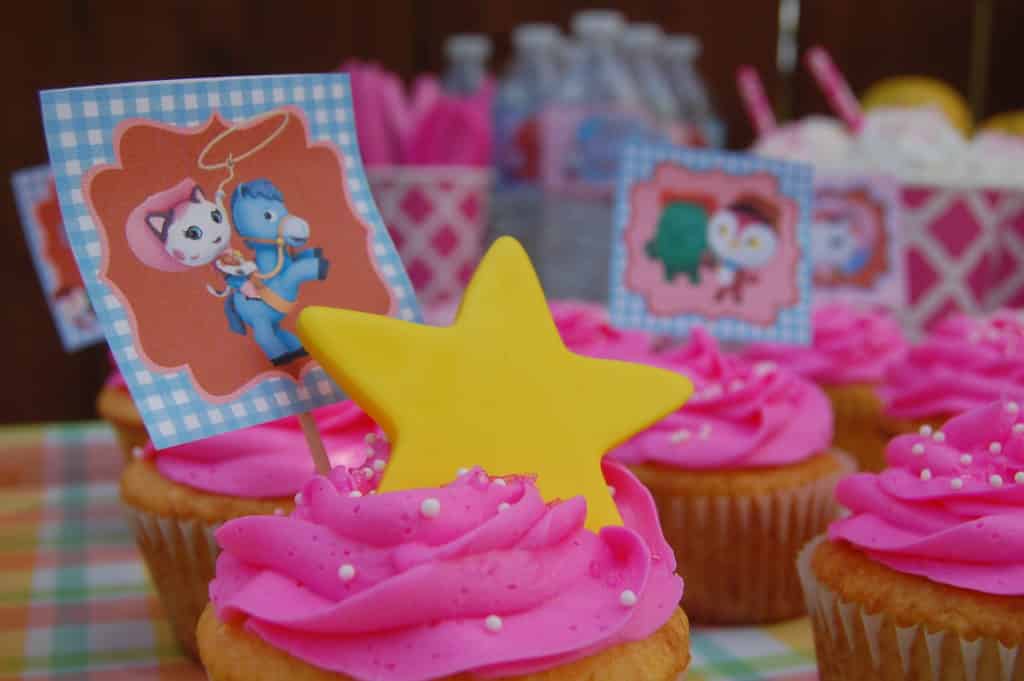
650 453 853 624
823 383 888 472
127 508 220 660
797 536 1022 681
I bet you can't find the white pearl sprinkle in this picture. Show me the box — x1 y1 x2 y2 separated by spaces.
919 425 933 436
950 477 964 490
457 467 469 476
494 478 507 486
608 485 616 497
753 361 776 376
1015 472 1024 484
620 590 638 606
729 379 745 392
132 446 145 459
1007 402 1020 414
698 424 712 440
420 498 441 518
669 429 691 444
932 431 945 443
498 502 511 512
960 454 973 465
274 507 285 515
919 468 932 481
364 433 377 444
990 474 1004 487
361 467 375 479
373 459 387 472
348 490 363 498
989 442 1003 454
1015 423 1024 435
911 443 925 455
363 446 375 457
338 564 356 581
294 492 304 504
484 615 503 632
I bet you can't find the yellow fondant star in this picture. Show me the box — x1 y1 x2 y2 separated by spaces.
297 237 692 530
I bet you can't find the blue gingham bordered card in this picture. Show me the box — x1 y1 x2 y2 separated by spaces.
609 140 814 344
40 74 420 448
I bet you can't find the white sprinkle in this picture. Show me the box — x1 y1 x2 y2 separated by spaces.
702 384 723 399
364 433 377 444
950 477 964 490
608 485 616 497
1007 402 1020 414
494 478 507 487
729 379 745 392
373 459 387 472
484 615 503 632
457 467 469 476
960 454 973 465
669 429 691 444
274 507 285 515
363 446 375 457
131 446 145 459
919 468 932 481
911 443 925 455
932 431 945 443
361 467 375 479
990 474 1004 487
348 490 363 498
1015 472 1024 484
919 425 933 437
294 492 304 504
620 590 638 607
1015 423 1024 435
338 564 356 581
753 361 777 376
698 423 712 440
989 442 1003 454
498 502 511 512
420 498 441 518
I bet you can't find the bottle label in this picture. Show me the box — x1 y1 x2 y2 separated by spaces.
539 105 668 197
494 104 543 191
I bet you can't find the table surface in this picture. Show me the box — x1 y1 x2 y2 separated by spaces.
0 422 821 681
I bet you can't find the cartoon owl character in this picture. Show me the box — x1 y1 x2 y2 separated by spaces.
706 196 780 303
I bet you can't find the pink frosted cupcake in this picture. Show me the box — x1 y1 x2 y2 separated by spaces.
121 400 385 659
880 309 1024 441
549 300 661 362
96 366 148 462
197 461 690 681
612 328 853 623
798 400 1024 681
743 302 908 471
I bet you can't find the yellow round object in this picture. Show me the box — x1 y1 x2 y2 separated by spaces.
980 110 1024 137
861 76 972 135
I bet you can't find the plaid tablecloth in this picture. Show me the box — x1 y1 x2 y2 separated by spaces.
0 423 820 681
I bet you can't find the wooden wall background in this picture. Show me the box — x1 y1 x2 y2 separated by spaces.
3 0 1021 423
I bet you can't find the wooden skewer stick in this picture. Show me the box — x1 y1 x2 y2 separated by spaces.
297 411 331 474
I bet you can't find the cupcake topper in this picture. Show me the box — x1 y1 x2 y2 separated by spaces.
297 237 694 530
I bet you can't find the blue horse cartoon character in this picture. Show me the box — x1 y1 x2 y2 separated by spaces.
226 179 330 365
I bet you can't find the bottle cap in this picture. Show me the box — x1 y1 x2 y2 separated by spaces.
445 34 493 61
513 23 560 50
572 10 625 41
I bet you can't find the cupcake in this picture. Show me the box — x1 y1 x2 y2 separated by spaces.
550 300 661 361
199 460 690 681
96 366 148 462
798 400 1024 681
880 309 1024 441
612 328 853 623
743 302 908 471
122 400 384 659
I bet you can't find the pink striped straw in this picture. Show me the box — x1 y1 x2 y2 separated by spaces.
736 66 777 136
804 46 864 131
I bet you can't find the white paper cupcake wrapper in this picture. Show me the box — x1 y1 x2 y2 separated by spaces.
127 508 220 659
655 452 854 623
797 536 1021 681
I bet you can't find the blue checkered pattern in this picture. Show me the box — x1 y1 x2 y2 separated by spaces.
39 74 421 449
11 164 105 352
609 141 814 345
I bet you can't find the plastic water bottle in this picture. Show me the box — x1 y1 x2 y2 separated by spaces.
490 24 562 258
621 23 679 128
662 34 726 147
538 10 657 303
443 34 493 96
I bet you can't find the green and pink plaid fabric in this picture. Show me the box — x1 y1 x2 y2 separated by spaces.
0 423 818 681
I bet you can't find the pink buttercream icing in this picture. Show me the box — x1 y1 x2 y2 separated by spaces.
882 310 1024 420
549 301 658 362
147 401 386 499
611 327 833 469
209 460 682 681
742 303 907 385
829 400 1024 595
